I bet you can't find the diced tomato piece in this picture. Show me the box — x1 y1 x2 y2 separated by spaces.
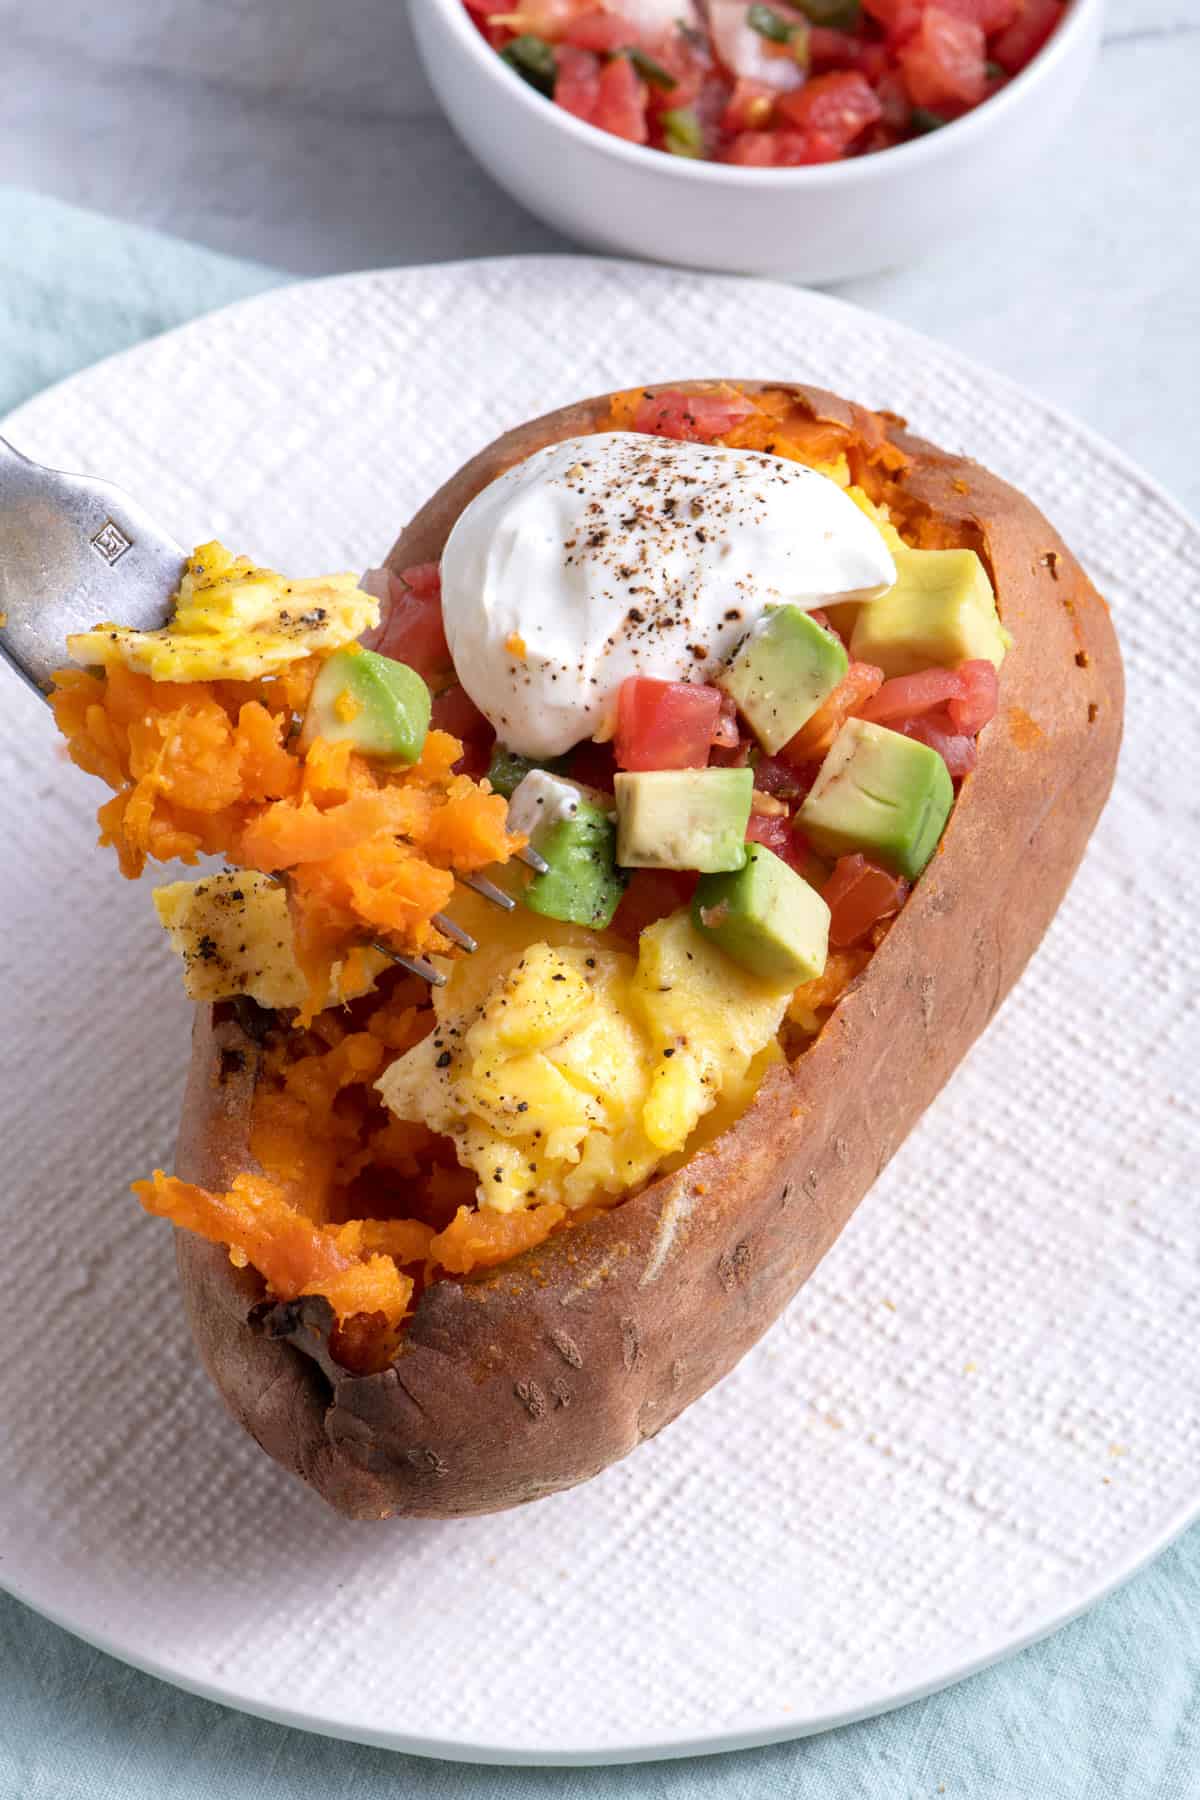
430 682 490 744
555 44 603 120
397 562 440 598
782 662 885 764
823 853 910 948
946 659 999 734
562 10 639 52
857 667 963 724
933 0 1020 31
723 129 779 165
776 71 883 153
990 0 1063 75
808 27 862 72
613 867 698 941
615 676 722 770
746 810 806 871
899 8 987 109
593 52 649 142
900 708 978 777
371 570 450 679
861 0 924 43
631 388 757 442
754 128 844 167
721 78 778 132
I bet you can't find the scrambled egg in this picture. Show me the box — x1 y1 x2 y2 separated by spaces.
376 908 793 1215
154 871 387 1007
846 485 906 554
68 540 378 682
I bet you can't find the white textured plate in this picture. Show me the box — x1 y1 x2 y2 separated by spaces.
1 258 1197 1767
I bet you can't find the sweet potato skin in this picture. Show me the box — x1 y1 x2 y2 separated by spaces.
175 382 1123 1518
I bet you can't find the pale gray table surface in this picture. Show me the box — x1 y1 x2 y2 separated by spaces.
4 0 1198 508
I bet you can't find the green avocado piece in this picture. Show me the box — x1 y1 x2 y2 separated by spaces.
718 605 849 754
302 647 430 763
614 768 753 873
524 802 626 929
850 547 1008 678
797 718 953 879
692 844 830 984
485 745 567 799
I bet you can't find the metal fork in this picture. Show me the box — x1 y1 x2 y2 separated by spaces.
0 435 545 987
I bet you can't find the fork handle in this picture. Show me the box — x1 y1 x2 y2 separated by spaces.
0 435 185 695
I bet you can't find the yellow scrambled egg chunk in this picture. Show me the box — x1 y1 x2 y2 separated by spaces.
153 871 386 1008
68 540 379 682
376 908 793 1216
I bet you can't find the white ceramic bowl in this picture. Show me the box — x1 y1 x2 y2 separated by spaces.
410 0 1101 283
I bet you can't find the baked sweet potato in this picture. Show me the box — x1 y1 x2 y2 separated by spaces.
174 381 1122 1519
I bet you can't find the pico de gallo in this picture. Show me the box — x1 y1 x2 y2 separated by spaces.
373 383 1004 960
462 0 1068 164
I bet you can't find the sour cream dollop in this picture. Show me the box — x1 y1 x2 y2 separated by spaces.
440 432 896 759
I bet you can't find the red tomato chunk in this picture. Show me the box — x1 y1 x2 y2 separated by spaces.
464 0 1066 164
746 810 807 871
776 73 883 157
372 568 450 679
615 677 722 770
946 659 999 734
991 0 1065 75
631 388 757 442
556 44 603 119
823 854 910 948
593 54 649 143
856 660 999 734
900 710 979 777
899 8 988 111
614 867 698 940
858 667 964 723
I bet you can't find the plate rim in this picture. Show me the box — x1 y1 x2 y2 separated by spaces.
4 252 1198 1767
4 1487 1200 1766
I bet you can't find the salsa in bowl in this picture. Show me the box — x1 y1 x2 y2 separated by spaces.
410 0 1100 279
463 0 1070 167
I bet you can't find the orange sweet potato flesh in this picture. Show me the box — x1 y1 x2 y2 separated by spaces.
174 380 1123 1519
51 658 516 1015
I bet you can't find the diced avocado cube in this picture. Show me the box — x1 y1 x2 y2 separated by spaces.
486 745 566 798
718 605 849 754
614 768 753 873
524 802 626 929
302 646 430 762
850 547 1008 678
692 845 830 984
797 718 953 879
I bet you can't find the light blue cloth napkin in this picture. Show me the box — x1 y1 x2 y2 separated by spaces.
1 185 1198 1800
